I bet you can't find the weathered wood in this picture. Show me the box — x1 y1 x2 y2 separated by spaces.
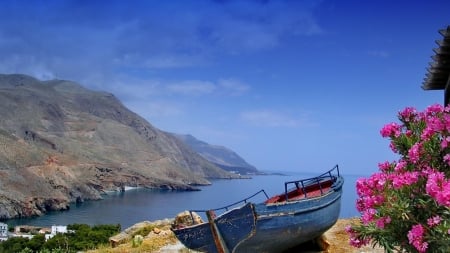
423 25 450 105
172 165 343 253
206 210 230 253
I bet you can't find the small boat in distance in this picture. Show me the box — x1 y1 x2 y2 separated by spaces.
171 165 344 253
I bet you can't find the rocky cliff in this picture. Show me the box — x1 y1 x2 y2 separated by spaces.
173 134 260 175
0 74 240 219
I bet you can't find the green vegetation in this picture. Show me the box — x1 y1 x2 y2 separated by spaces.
0 224 121 253
131 224 156 238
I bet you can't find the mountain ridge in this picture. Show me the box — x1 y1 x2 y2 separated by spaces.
0 74 243 219
172 133 261 175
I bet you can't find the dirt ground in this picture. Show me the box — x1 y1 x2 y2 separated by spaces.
316 218 384 253
92 218 385 253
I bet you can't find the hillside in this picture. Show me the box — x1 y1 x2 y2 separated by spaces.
0 74 241 219
172 134 260 175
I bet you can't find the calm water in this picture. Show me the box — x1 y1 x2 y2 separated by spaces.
4 173 364 230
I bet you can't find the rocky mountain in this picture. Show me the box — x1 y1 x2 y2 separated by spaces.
173 134 260 175
0 74 241 219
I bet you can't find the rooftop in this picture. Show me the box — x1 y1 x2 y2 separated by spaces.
422 25 450 105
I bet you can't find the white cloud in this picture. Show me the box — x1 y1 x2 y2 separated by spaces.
0 55 56 80
126 100 182 119
166 80 216 95
240 110 303 128
164 78 250 96
218 78 250 96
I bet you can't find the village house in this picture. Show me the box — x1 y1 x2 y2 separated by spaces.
0 222 8 241
6 224 69 241
45 225 69 241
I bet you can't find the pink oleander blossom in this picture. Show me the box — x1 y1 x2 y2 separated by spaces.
391 171 419 189
427 216 441 227
442 136 450 149
394 160 407 172
348 104 450 252
361 208 377 225
399 107 417 122
381 122 402 138
408 143 422 164
378 161 391 172
345 225 370 248
407 224 428 253
420 126 434 140
389 141 398 153
375 216 391 229
426 171 450 206
426 104 444 114
444 154 450 166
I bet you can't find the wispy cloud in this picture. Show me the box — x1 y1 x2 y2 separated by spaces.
368 50 390 58
167 80 216 95
218 78 250 96
125 100 183 120
240 110 312 128
0 0 323 85
164 78 253 97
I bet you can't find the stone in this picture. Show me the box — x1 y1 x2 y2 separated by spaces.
172 211 204 229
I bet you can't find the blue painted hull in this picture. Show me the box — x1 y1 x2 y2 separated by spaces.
173 169 344 253
235 182 342 253
172 203 257 252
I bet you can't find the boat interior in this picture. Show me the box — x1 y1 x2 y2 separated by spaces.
264 178 335 204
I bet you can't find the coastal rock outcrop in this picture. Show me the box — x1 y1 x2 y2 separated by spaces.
172 211 204 229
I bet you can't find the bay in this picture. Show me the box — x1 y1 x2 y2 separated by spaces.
4 173 365 230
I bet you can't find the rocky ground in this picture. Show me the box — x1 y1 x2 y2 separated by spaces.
87 218 384 253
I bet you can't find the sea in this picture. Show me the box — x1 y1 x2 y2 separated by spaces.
4 173 365 230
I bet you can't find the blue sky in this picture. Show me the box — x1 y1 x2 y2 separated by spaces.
0 0 449 175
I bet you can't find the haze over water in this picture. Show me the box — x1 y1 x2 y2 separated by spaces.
5 173 362 230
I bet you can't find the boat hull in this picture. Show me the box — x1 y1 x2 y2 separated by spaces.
172 203 257 252
235 185 342 253
172 169 344 253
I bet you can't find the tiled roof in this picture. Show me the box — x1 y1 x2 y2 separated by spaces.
422 26 450 105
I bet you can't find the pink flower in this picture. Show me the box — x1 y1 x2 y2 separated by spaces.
444 154 450 167
426 104 444 115
361 208 376 224
351 104 450 251
441 136 450 149
408 143 422 164
378 161 391 172
381 122 401 138
375 216 391 229
399 107 417 122
427 216 441 227
426 171 450 206
420 126 434 140
394 160 407 172
345 225 370 248
407 224 428 253
391 171 419 189
389 141 398 153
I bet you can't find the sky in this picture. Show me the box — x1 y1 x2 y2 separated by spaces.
0 0 449 175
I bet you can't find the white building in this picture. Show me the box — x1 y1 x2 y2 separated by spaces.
0 222 7 241
45 225 68 241
51 225 67 234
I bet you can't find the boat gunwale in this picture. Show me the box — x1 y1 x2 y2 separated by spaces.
257 186 343 218
172 165 344 253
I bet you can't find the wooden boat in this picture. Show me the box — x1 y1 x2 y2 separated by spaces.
171 165 344 253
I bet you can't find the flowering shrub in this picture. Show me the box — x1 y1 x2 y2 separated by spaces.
346 104 450 252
